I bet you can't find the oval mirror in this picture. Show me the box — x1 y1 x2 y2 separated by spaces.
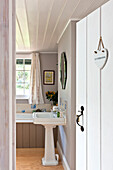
60 52 67 89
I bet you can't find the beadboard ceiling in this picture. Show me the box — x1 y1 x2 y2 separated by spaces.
16 0 108 52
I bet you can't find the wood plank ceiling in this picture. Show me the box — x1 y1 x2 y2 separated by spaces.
16 0 108 52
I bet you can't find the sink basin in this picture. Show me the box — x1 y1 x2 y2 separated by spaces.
16 113 33 120
33 112 66 166
16 113 34 123
33 112 66 125
34 112 53 118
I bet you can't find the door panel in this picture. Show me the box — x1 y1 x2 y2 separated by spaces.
76 8 101 170
101 1 113 169
76 2 113 170
87 8 100 170
76 17 86 170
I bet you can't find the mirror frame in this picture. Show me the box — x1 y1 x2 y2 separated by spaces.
60 52 67 89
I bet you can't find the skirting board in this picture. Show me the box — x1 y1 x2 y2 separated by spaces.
57 141 70 170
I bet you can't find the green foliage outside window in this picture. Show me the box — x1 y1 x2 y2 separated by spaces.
16 59 31 96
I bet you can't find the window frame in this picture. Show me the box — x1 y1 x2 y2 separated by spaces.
16 56 31 99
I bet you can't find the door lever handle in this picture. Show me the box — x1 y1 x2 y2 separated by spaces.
76 106 84 132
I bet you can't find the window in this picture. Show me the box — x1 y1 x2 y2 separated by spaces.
16 59 31 98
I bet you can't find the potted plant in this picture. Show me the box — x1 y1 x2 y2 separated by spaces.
46 91 58 105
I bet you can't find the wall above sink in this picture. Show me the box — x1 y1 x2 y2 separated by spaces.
16 104 51 113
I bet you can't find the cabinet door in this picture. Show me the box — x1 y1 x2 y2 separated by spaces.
16 124 23 148
22 124 30 148
101 1 113 169
76 17 87 170
87 8 101 170
30 124 36 148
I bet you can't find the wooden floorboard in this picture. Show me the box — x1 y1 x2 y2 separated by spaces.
16 148 64 170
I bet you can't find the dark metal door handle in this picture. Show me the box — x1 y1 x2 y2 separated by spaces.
76 106 84 132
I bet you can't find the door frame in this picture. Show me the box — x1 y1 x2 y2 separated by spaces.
0 0 16 169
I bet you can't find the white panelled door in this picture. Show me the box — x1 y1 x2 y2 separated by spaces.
76 8 101 170
76 18 87 170
76 1 113 170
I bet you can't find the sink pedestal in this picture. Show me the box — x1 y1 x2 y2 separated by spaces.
42 125 59 166
33 112 66 166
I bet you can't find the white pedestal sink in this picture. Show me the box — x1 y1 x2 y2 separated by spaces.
33 112 66 166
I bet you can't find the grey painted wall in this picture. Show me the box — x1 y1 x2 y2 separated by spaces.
40 53 58 104
58 21 76 170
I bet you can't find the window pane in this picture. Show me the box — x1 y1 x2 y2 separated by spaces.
16 59 23 70
25 83 30 95
16 83 24 95
25 59 31 65
25 64 31 70
16 59 31 96
25 71 30 82
16 71 24 83
25 59 31 70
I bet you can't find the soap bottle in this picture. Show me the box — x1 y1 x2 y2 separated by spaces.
57 112 60 118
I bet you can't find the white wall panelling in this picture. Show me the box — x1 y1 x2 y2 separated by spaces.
16 0 108 52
